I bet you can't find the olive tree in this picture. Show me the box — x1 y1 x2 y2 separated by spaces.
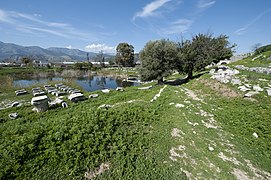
177 33 235 79
139 39 178 84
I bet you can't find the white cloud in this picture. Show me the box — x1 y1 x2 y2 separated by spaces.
0 9 13 23
132 0 216 36
66 45 72 49
85 44 115 54
0 9 113 41
235 7 271 35
159 19 193 35
198 0 216 9
133 0 172 20
33 13 41 17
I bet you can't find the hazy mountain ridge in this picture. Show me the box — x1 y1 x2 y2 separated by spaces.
0 41 112 62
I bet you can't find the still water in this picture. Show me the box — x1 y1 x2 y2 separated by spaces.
13 76 139 92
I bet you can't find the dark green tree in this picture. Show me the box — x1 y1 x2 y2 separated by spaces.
139 39 179 84
211 35 236 63
74 62 92 70
177 33 235 79
20 56 32 66
115 43 134 67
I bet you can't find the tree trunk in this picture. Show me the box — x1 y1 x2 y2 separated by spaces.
158 78 164 84
187 69 193 80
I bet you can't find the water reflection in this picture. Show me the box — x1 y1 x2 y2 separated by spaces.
13 75 138 92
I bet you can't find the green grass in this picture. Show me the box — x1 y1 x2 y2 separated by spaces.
230 50 271 68
0 67 59 76
1 59 271 179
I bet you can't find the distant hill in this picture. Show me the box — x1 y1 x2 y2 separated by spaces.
0 41 113 62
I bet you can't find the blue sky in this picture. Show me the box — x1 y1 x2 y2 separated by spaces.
0 0 270 54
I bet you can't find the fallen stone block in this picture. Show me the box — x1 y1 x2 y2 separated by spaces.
89 94 99 98
49 98 64 106
15 89 28 96
68 93 86 102
9 112 19 119
101 89 110 93
31 95 49 112
33 91 46 97
231 78 242 85
244 91 259 97
10 101 21 107
253 85 263 92
238 85 250 92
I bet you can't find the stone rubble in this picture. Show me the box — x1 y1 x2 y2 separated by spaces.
9 112 19 119
210 66 271 97
235 65 271 75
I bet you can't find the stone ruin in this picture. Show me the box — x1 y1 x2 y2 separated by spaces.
31 95 49 112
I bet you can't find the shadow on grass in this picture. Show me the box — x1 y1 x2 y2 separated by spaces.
164 72 208 86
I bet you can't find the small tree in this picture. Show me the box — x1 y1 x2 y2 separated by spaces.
115 43 134 67
139 39 178 84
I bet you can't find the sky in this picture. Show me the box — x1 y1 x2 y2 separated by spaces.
0 0 270 54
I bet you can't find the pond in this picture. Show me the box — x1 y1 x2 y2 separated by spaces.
13 76 139 92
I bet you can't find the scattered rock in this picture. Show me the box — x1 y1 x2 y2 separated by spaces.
98 104 113 109
259 78 268 82
244 91 259 97
171 128 185 137
101 89 110 93
231 78 242 85
252 132 258 138
266 89 271 96
235 65 271 75
89 94 99 98
238 85 251 92
253 84 263 92
84 162 110 179
175 103 185 108
187 120 199 126
232 168 250 180
169 102 175 105
9 112 19 119
208 146 214 151
209 69 216 74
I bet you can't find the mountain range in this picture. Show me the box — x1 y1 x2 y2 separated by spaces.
0 41 113 62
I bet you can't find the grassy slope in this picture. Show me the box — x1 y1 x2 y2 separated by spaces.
1 55 271 179
230 50 271 68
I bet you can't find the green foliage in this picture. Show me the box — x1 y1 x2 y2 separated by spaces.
0 103 158 179
20 56 32 66
255 44 271 55
74 62 92 70
115 43 134 67
139 39 179 84
177 33 234 79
